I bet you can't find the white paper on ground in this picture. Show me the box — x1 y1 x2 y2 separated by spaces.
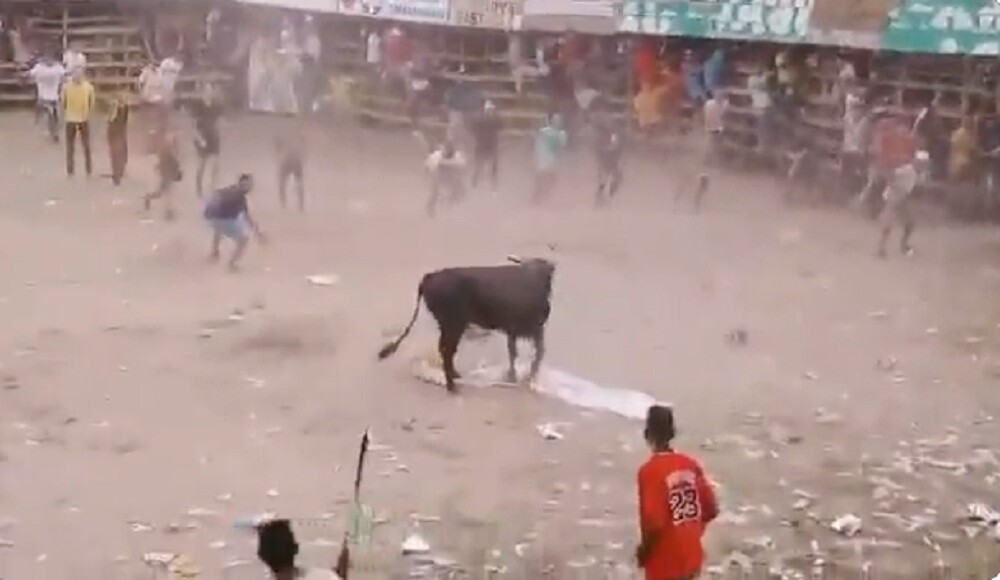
411 356 662 420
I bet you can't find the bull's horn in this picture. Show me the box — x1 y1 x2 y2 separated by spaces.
506 255 522 264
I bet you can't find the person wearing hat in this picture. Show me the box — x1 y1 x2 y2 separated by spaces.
257 519 342 579
877 149 929 258
636 405 718 580
470 99 502 191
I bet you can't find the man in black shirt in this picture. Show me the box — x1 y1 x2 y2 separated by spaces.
470 100 501 190
203 174 266 271
190 84 223 198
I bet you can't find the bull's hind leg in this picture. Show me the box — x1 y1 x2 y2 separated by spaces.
438 325 464 394
527 328 546 385
505 334 519 384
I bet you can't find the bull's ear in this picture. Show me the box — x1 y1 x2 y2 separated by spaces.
506 255 522 264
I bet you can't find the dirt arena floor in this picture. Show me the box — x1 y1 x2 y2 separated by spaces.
0 110 998 579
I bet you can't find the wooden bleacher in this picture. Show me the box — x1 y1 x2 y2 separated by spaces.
315 18 629 134
0 1 232 108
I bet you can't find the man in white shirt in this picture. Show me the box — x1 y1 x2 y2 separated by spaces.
257 519 342 580
157 54 184 106
425 138 466 217
747 68 773 152
27 54 65 142
62 42 87 76
365 28 381 81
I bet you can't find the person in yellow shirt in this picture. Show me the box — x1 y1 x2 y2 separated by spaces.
62 69 95 177
634 80 668 138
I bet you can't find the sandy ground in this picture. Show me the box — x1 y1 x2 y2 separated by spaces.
0 110 998 579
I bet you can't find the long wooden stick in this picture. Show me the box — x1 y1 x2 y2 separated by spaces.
335 427 370 579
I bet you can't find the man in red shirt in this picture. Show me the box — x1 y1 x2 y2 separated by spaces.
856 107 916 218
637 405 718 580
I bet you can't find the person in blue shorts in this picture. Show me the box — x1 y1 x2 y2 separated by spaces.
204 174 266 271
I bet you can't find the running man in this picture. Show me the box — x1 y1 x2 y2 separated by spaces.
425 137 466 217
636 404 718 580
26 52 65 142
470 100 501 191
593 105 624 205
190 83 223 197
142 124 182 220
877 149 929 259
256 519 341 580
275 117 306 212
532 113 567 202
204 174 266 272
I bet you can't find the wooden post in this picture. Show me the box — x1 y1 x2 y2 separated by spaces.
61 0 68 51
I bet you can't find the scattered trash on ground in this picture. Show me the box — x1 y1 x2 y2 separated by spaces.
536 423 565 441
306 274 340 287
830 514 862 537
401 532 431 555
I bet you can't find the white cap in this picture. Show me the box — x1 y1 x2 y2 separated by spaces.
915 150 930 161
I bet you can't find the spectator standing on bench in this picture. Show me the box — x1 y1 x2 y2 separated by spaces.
61 68 95 178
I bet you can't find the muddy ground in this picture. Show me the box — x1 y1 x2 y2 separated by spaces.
0 111 998 579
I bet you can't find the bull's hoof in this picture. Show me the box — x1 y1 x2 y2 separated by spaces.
445 384 459 395
504 370 518 384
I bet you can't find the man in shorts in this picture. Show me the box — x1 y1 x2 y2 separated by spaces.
636 405 718 580
275 117 306 212
190 83 223 197
877 150 929 259
204 174 266 271
142 124 182 220
425 138 466 217
26 52 65 142
592 104 624 205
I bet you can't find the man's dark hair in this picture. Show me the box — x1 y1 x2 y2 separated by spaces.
644 404 676 447
238 173 253 183
257 519 298 573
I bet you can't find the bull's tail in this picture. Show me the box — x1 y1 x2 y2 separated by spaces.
377 281 424 360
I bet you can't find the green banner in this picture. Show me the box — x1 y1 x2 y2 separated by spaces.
881 1 1000 55
619 0 813 41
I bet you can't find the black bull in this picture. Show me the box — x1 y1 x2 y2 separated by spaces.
377 257 555 393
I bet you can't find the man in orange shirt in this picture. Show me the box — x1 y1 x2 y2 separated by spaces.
637 405 718 580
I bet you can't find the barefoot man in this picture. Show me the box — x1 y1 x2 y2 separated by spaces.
204 173 266 271
142 123 182 220
877 149 929 259
275 117 306 212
